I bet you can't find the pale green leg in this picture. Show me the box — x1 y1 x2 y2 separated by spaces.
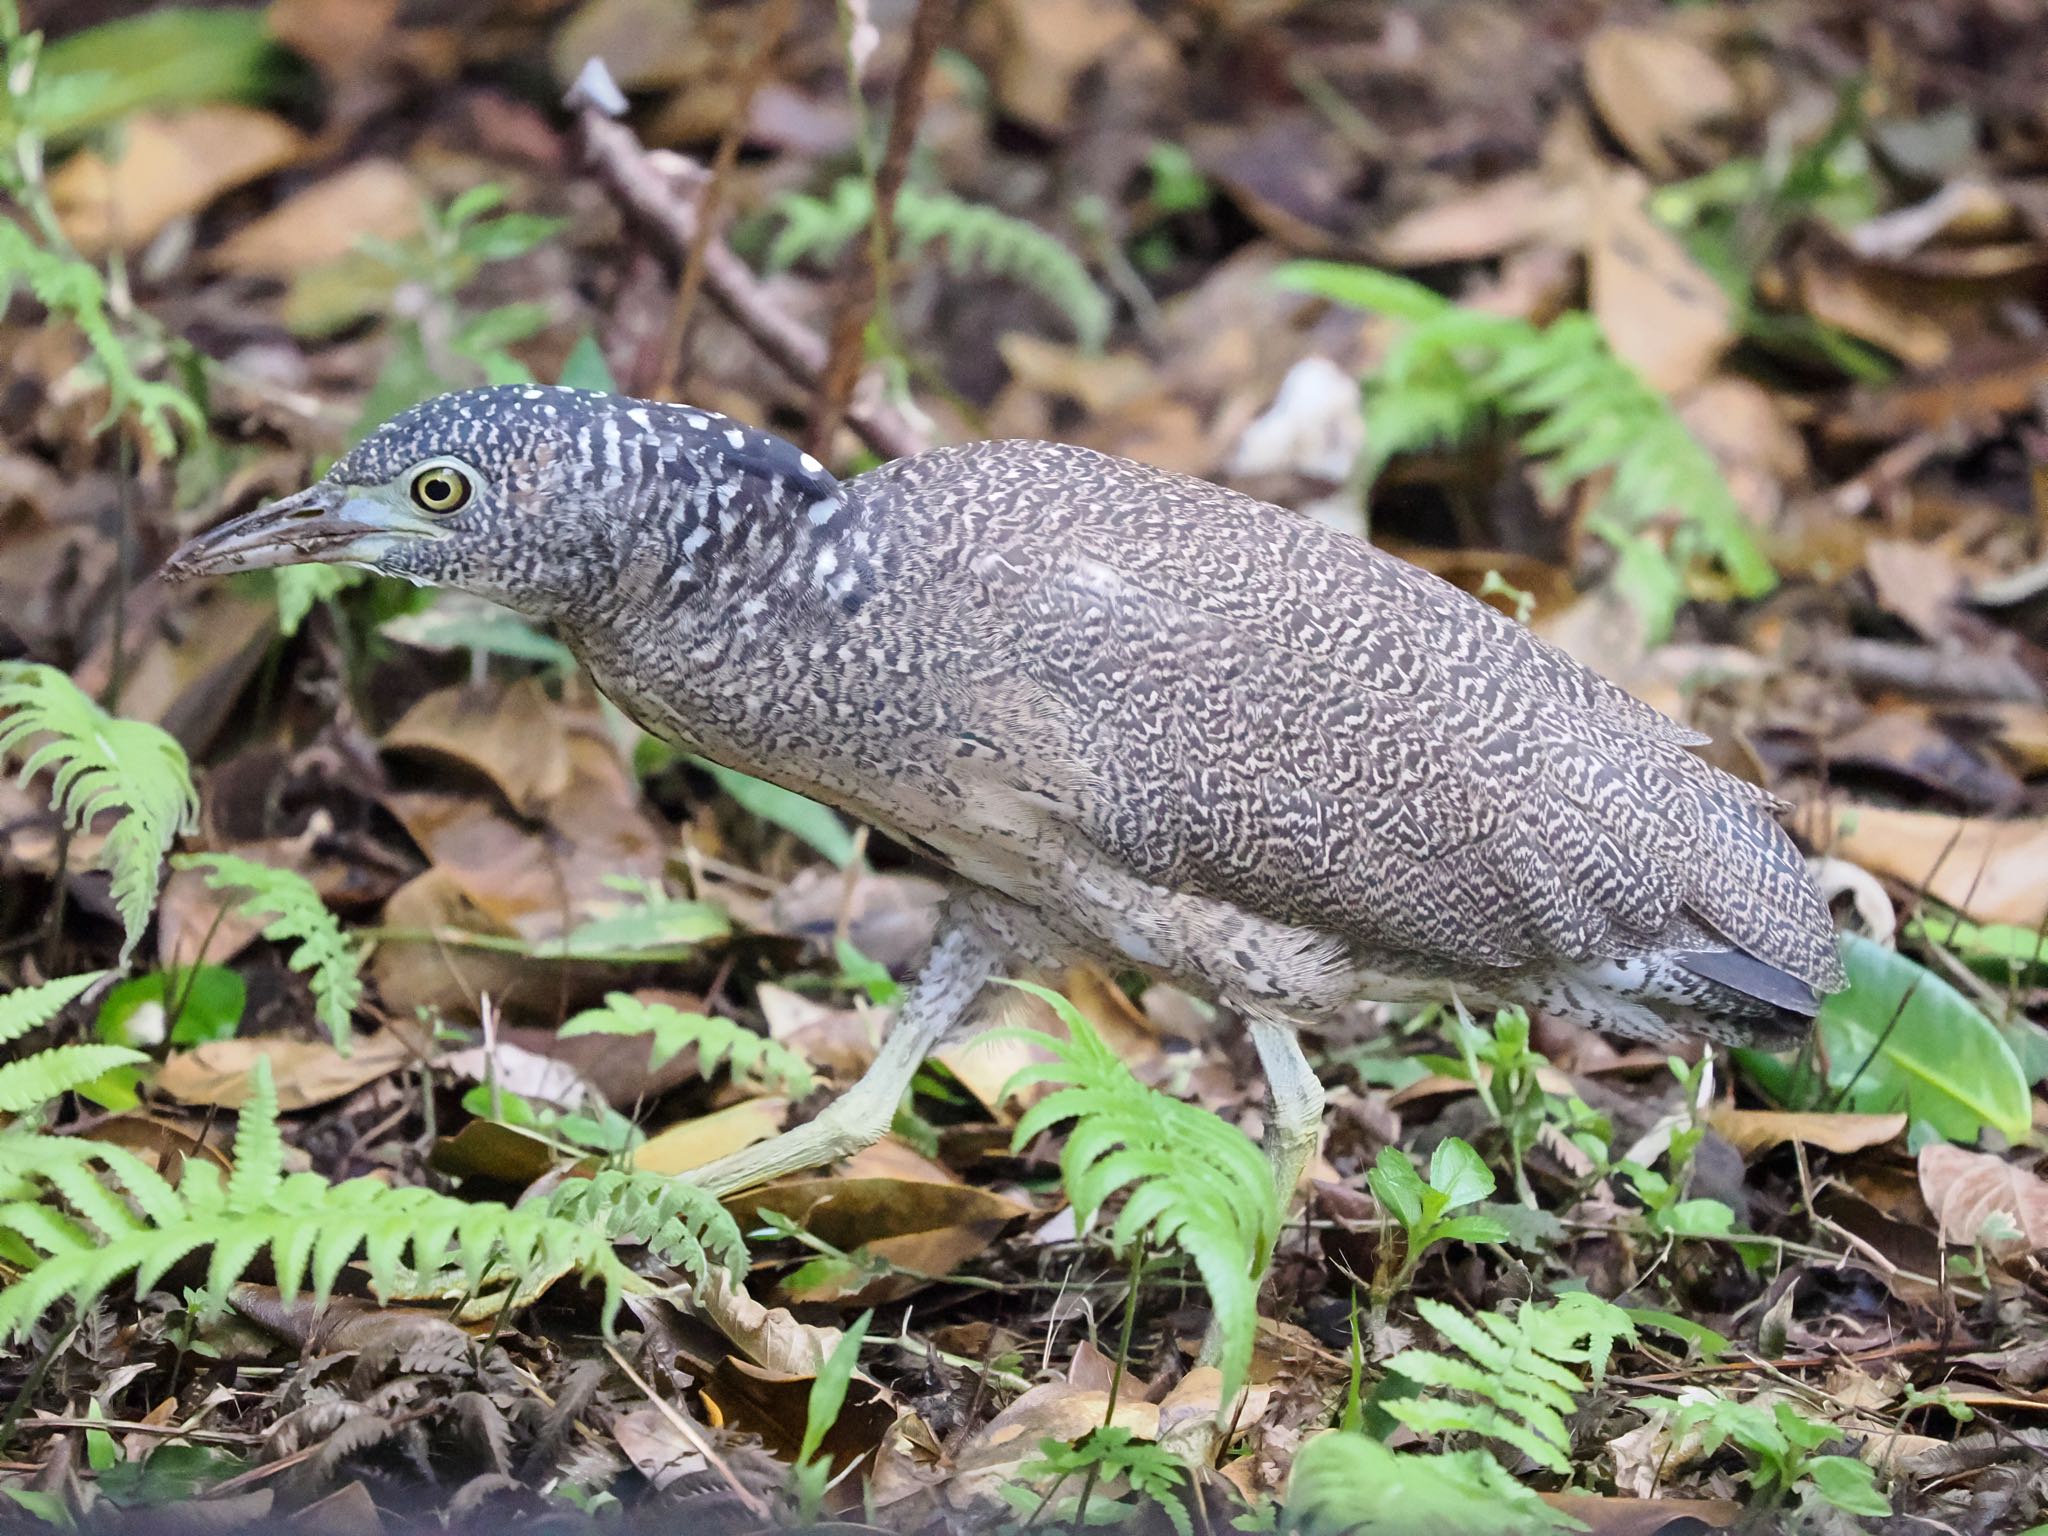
681 911 1001 1195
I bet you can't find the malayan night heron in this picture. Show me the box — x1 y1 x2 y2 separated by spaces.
167 385 1845 1206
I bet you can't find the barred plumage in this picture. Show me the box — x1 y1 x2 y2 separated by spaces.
167 385 1845 1193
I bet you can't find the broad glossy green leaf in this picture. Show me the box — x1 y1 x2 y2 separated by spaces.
1740 935 2030 1145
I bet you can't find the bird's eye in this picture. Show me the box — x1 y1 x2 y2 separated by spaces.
409 466 473 514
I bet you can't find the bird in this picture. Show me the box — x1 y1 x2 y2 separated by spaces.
166 384 1845 1206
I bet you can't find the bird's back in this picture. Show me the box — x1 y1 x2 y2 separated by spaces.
850 439 1843 1041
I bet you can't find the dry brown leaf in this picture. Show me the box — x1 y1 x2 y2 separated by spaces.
970 0 1175 136
692 1269 844 1375
1582 26 1740 178
153 1032 414 1111
213 159 422 276
1919 1143 2048 1258
1543 1492 1744 1534
1707 1108 1907 1157
51 106 305 252
609 1406 707 1492
1794 802 2048 927
947 1382 1162 1514
1795 250 1961 370
1373 174 1587 266
725 1139 1031 1305
384 679 573 816
1590 173 1736 394
632 1098 788 1176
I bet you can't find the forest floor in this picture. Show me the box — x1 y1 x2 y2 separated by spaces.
3 1 2048 1532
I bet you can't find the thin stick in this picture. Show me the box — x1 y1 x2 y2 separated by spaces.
808 0 954 458
603 1340 770 1519
570 64 926 463
656 0 800 401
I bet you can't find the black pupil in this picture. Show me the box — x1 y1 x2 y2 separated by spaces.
421 472 459 507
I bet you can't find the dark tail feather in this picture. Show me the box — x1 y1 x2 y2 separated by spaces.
1675 946 1822 1046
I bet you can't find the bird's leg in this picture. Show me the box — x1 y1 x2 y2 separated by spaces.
680 907 1002 1196
1248 1012 1325 1209
1198 1011 1326 1372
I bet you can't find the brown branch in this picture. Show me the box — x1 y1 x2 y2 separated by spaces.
655 0 800 401
807 0 955 459
568 62 927 463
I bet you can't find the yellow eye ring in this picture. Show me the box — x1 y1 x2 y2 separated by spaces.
409 465 473 514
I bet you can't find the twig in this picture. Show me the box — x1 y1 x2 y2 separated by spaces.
808 0 955 458
603 1340 770 1520
568 61 927 463
656 0 800 400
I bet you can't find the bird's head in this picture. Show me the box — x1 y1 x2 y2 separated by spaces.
164 384 850 623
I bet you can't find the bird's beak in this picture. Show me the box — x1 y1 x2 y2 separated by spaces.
161 485 445 581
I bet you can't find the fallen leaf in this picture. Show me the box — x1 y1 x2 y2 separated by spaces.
1795 802 2048 928
384 679 572 816
633 1097 788 1176
1590 173 1737 395
51 106 305 251
946 1381 1162 1515
726 1139 1031 1305
1706 1108 1907 1156
213 158 422 276
611 1406 708 1491
692 1269 845 1375
968 0 1175 137
1582 25 1740 177
153 1032 414 1110
1919 1143 2048 1258
1544 1491 1744 1533
1372 173 1587 266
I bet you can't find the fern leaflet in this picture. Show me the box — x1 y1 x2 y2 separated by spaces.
1382 1292 1638 1474
1275 262 1776 639
557 992 816 1096
998 980 1281 1403
0 223 201 455
769 178 1110 349
0 971 139 1120
1283 1431 1573 1534
172 853 363 1047
543 1168 745 1287
0 1058 750 1343
0 664 198 963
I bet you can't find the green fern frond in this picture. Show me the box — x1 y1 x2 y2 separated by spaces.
1283 1431 1574 1535
769 178 1110 349
557 992 815 1096
172 853 362 1047
0 972 134 1122
997 980 1281 1403
0 665 197 963
0 971 105 1048
1383 1293 1638 1475
0 222 201 455
0 1058 698 1344
544 1168 747 1286
0 1045 146 1117
1274 262 1775 639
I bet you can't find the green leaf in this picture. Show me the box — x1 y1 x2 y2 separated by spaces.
693 757 860 868
1806 1456 1891 1517
1283 1432 1574 1535
172 854 362 1049
0 663 198 963
557 333 619 393
799 1310 871 1466
1427 1136 1494 1210
97 966 244 1047
1739 934 2030 1145
1366 1146 1427 1230
31 8 280 143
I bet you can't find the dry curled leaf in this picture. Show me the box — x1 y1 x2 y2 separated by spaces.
1918 1143 2048 1258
